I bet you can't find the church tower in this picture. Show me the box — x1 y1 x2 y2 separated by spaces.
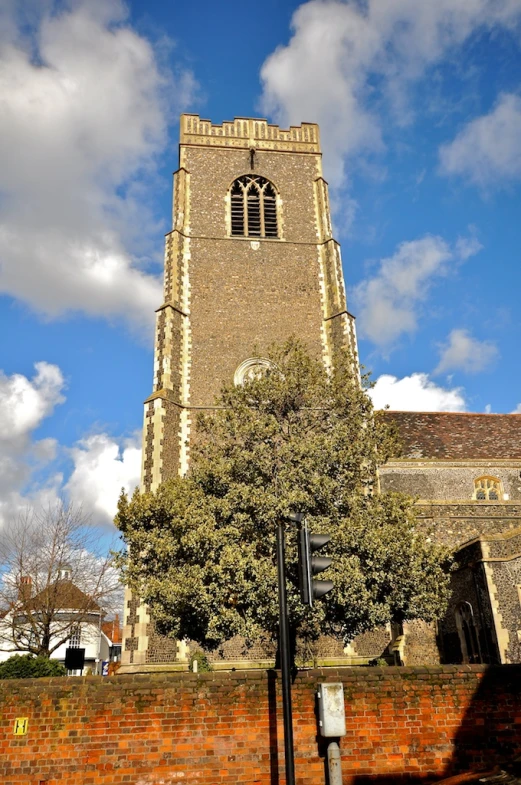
122 115 359 668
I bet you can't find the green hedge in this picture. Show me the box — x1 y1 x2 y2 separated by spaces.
0 654 66 679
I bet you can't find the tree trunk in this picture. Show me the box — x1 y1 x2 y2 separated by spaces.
40 629 52 658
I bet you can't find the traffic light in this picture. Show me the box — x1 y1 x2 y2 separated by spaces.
298 519 334 607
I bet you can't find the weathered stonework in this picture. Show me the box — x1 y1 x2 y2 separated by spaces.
380 411 521 666
381 462 521 502
121 115 358 670
136 115 357 502
122 114 521 672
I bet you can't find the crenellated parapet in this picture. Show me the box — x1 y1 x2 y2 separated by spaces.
180 114 321 153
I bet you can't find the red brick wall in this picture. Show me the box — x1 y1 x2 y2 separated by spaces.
1 665 520 785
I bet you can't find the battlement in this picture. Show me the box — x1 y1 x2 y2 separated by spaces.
180 114 321 153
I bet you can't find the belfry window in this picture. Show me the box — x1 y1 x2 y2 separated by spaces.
229 176 279 238
473 476 502 501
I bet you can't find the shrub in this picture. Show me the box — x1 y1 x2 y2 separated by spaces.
189 650 212 672
0 654 66 679
368 656 390 667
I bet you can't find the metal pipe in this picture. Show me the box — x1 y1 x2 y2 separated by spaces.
327 742 343 785
276 518 296 785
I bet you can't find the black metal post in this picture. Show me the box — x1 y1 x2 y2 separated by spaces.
276 518 296 785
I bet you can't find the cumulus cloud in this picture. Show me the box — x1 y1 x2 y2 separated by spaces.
260 0 521 185
0 361 141 529
435 328 498 374
512 403 521 413
0 363 65 445
369 372 466 412
439 93 521 186
0 0 196 329
66 433 141 527
0 362 66 525
353 234 482 350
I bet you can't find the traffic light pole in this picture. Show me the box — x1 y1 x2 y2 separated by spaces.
276 518 296 785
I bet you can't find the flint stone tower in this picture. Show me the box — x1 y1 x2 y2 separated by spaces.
122 115 358 669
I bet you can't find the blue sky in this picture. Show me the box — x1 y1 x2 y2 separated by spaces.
0 0 520 532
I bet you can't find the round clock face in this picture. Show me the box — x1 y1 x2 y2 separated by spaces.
233 358 276 386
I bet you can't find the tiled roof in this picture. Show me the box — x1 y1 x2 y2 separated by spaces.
102 617 121 644
24 580 100 613
382 411 521 460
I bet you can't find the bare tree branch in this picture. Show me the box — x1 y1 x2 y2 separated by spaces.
0 501 121 657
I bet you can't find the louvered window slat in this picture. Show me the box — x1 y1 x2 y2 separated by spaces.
263 197 277 238
231 194 244 235
247 189 261 236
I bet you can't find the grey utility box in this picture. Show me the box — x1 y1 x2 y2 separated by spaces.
317 683 346 737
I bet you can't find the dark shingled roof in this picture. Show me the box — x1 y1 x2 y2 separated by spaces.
382 411 521 460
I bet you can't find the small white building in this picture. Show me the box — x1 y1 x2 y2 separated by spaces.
0 570 121 675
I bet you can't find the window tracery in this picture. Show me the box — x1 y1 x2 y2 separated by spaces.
234 358 277 386
229 175 279 239
473 476 502 501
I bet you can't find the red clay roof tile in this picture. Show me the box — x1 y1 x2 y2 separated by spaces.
382 411 521 460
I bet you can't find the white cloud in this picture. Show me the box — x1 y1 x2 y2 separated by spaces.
260 0 521 186
512 403 521 413
340 196 359 236
66 434 141 526
455 235 484 260
435 328 498 374
0 362 65 444
0 362 66 524
439 93 521 186
0 360 141 529
353 234 481 349
369 372 466 411
0 0 196 329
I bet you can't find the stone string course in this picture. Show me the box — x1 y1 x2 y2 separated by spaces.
1 666 521 784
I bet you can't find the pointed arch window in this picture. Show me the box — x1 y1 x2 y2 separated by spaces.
473 476 502 501
455 602 481 664
229 175 279 239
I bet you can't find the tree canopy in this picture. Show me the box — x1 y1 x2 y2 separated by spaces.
115 341 451 658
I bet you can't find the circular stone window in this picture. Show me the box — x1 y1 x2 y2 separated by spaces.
234 358 277 386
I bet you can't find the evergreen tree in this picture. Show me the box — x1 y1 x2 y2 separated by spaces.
115 341 451 661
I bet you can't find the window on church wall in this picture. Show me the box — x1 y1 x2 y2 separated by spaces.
473 476 502 501
229 175 279 239
234 358 278 386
